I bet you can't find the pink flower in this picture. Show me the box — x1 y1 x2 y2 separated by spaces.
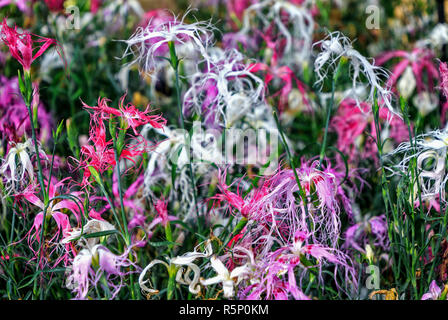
248 32 310 113
66 244 139 299
154 198 169 227
375 47 438 98
344 215 389 253
330 99 408 165
78 116 116 185
226 0 253 30
19 177 83 267
77 96 161 186
90 0 102 13
439 61 448 100
145 198 176 238
84 94 166 135
94 174 146 230
421 280 444 300
0 76 53 143
43 0 64 11
0 19 64 72
249 62 309 113
117 94 166 135
0 0 29 13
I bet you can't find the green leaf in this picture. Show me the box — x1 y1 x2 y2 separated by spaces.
82 230 119 239
147 240 179 247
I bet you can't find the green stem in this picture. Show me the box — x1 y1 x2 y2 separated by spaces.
319 59 345 165
273 112 309 217
112 145 130 245
167 264 177 300
168 42 201 230
21 72 48 300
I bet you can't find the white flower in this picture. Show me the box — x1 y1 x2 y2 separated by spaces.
425 24 448 50
314 31 397 116
413 91 439 116
0 139 45 193
183 49 264 128
239 0 314 64
397 66 416 100
139 240 213 296
386 127 448 201
121 10 215 77
61 219 116 248
200 255 250 298
0 140 34 183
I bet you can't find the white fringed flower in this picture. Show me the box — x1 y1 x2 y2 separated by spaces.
0 139 46 193
314 31 396 116
0 140 34 183
61 219 116 248
386 128 448 201
121 10 215 77
239 0 314 64
183 49 265 128
138 240 213 296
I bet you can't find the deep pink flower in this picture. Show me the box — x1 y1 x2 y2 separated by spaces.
330 99 408 165
248 33 310 113
439 61 448 100
84 94 166 135
375 47 438 97
90 0 102 13
78 116 116 185
18 177 83 267
0 19 64 72
44 0 64 11
117 94 166 135
226 0 253 30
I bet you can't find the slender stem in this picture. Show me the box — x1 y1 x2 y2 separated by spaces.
21 74 48 300
273 112 309 218
319 76 336 164
46 140 58 197
319 59 345 165
26 104 47 203
113 144 130 245
168 42 200 229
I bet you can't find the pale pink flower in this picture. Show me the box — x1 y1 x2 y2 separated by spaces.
421 280 445 300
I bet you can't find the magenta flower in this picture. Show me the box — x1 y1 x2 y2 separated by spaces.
0 19 64 72
43 0 64 11
84 94 166 135
117 94 166 135
376 47 438 99
0 76 53 143
225 0 254 30
77 95 165 186
19 177 83 267
439 61 448 100
238 228 357 300
421 280 446 300
344 215 389 254
330 99 408 165
0 0 29 13
93 173 147 230
249 60 309 113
